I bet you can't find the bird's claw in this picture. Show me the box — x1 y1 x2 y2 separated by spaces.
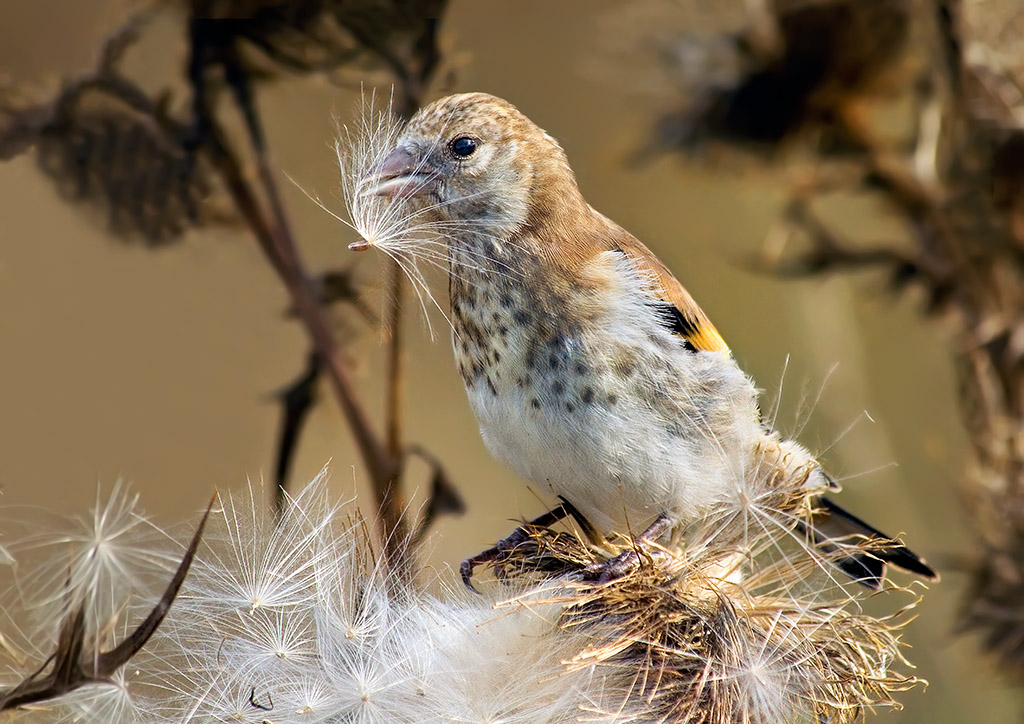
460 502 584 593
584 548 642 583
460 525 537 593
583 513 673 584
460 558 483 594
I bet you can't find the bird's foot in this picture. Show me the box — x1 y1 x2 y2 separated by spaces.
584 513 672 584
585 547 643 583
460 527 534 594
460 498 597 593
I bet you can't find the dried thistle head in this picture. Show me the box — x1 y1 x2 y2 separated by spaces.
555 569 916 723
611 0 923 157
36 89 216 244
178 0 448 111
491 500 922 722
467 449 927 723
0 64 224 245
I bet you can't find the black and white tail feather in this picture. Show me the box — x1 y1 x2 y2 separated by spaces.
809 496 937 588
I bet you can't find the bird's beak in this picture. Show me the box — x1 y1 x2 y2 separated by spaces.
358 146 436 199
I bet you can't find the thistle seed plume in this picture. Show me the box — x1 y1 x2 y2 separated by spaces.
333 94 462 337
0 482 177 654
1 463 922 722
336 92 408 253
0 473 592 723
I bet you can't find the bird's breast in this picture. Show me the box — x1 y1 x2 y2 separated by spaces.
448 239 596 410
446 237 765 532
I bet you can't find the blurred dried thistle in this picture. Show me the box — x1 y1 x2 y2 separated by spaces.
617 0 923 157
0 23 224 245
631 0 1024 679
180 0 447 115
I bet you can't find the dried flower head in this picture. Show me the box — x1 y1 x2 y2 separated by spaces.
604 0 921 157
487 474 922 723
0 26 224 245
1 464 923 723
178 0 447 91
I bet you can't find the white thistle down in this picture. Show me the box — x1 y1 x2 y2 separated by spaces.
0 472 603 724
0 483 178 652
1 464 920 723
332 92 455 339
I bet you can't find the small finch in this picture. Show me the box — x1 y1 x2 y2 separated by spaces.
355 92 936 588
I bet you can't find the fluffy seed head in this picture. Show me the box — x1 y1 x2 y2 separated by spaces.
1 465 922 723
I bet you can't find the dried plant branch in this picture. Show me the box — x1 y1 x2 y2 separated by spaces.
220 66 405 502
196 108 402 501
185 2 447 492
385 260 405 460
182 3 450 559
0 497 213 712
0 2 460 575
271 351 320 519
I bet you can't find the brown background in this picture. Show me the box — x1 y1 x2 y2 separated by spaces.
0 1 1015 720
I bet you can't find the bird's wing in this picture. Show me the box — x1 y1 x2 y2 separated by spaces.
599 217 730 354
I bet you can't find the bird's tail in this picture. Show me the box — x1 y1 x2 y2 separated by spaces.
803 497 938 588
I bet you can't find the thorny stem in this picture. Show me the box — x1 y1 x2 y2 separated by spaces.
385 259 405 459
203 123 403 544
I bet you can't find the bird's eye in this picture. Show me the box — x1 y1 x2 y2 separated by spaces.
449 136 477 158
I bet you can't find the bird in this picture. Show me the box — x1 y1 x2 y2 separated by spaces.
355 92 936 590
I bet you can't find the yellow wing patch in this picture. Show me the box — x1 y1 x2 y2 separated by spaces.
587 210 732 355
676 310 730 354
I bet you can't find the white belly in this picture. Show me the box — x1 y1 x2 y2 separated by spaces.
462 326 764 535
449 247 769 535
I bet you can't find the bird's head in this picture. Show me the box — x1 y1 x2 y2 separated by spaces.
359 92 583 240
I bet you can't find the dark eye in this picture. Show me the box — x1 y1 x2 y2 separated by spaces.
449 136 477 158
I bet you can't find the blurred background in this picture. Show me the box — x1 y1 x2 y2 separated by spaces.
0 1 1018 720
